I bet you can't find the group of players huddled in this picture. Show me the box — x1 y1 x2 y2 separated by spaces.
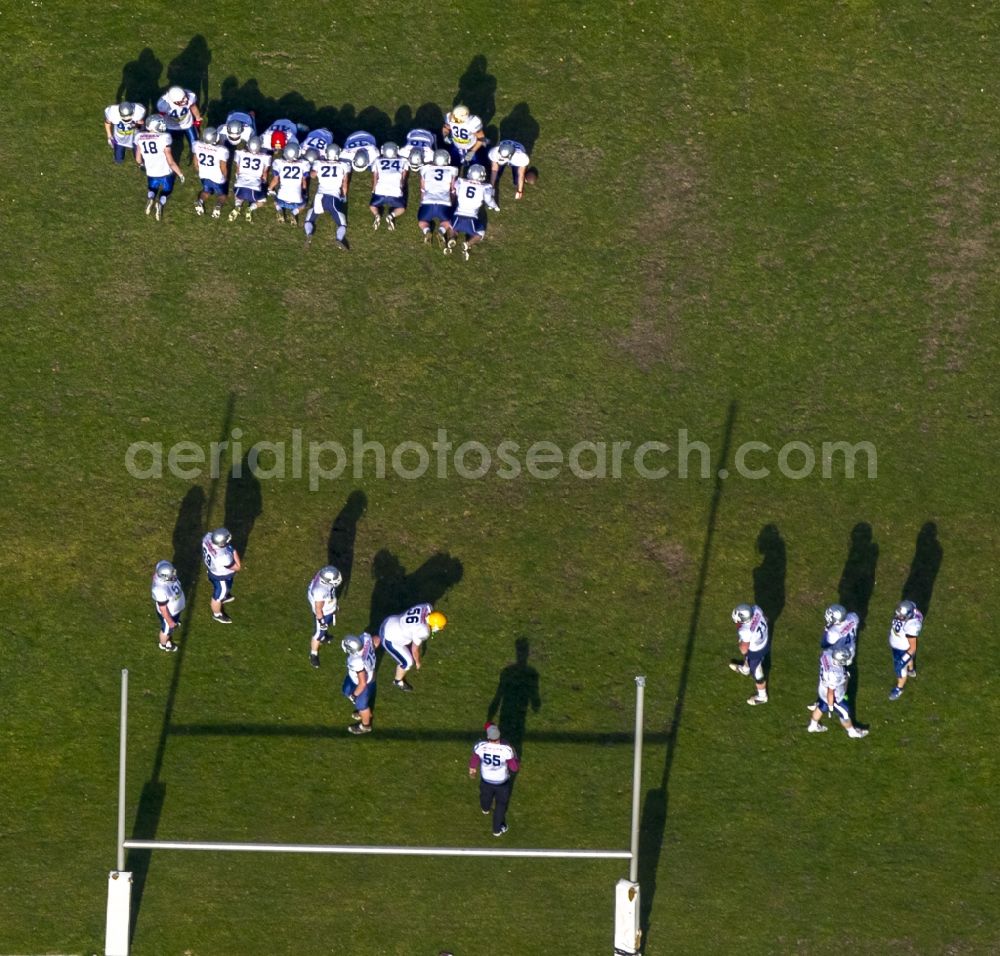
104 86 536 259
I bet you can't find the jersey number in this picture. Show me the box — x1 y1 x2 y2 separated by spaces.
481 754 502 766
282 166 301 179
465 185 477 199
142 141 159 155
198 152 215 167
241 157 262 171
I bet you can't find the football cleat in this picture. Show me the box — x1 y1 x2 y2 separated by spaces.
847 728 869 738
492 823 508 837
386 214 396 231
348 723 372 735
309 652 320 669
335 237 350 251
394 679 414 692
211 206 221 219
158 641 178 653
145 198 154 216
211 528 232 547
222 595 235 604
245 206 253 221
807 723 828 733
154 203 162 221
729 662 750 676
889 687 904 701
461 241 470 261
731 603 753 625
213 613 233 624
372 214 381 230
319 566 342 587
824 604 847 627
195 201 205 215
276 208 286 223
746 695 768 706
443 238 456 255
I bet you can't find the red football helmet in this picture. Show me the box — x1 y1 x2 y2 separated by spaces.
271 130 288 152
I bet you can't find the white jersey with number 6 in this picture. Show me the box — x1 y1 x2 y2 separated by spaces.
454 179 492 218
381 604 432 648
135 131 173 177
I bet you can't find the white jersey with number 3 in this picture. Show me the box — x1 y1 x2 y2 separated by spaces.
381 604 432 648
135 131 173 177
421 165 458 204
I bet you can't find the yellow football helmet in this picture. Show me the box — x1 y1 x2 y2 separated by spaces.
451 105 470 123
427 611 447 633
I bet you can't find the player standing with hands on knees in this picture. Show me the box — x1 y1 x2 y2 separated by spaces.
379 604 447 692
201 527 241 623
469 723 519 837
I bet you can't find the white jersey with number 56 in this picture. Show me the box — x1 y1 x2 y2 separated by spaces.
380 604 433 648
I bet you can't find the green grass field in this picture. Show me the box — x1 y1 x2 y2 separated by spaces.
2 2 998 953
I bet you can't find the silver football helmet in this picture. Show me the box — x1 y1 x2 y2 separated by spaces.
146 114 168 133
305 147 320 162
497 141 516 161
341 635 364 655
731 603 753 625
824 604 847 627
467 164 486 182
319 566 343 587
247 134 262 154
407 147 426 170
323 143 342 161
119 101 136 120
226 119 245 142
380 141 399 159
894 600 917 621
352 147 371 170
154 560 178 583
433 148 451 167
831 640 855 666
283 142 301 161
210 528 232 547
202 126 219 145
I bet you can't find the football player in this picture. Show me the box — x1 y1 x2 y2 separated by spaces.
134 115 185 221
399 127 436 161
228 135 269 222
888 600 923 700
442 104 485 170
418 149 458 245
488 139 531 200
342 632 381 735
301 126 334 154
221 112 255 147
151 560 185 652
821 603 859 656
378 604 447 692
807 641 868 737
304 143 351 249
261 118 301 152
268 142 310 225
155 85 202 158
307 565 342 668
193 127 230 218
443 164 498 260
104 100 147 164
342 130 377 167
728 604 770 705
201 527 241 623
369 142 408 231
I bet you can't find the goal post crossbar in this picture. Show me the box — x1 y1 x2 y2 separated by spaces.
123 838 629 860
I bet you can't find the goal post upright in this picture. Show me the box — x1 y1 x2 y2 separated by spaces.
105 667 132 956
614 674 646 956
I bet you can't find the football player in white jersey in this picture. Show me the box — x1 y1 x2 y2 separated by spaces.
221 112 255 147
201 527 242 623
228 135 269 222
341 130 377 167
104 101 147 164
442 104 485 170
261 118 300 152
193 128 230 218
301 127 334 154
807 642 868 737
378 604 447 692
728 604 770 705
268 143 310 224
304 144 351 249
151 560 185 652
155 86 202 159
488 139 531 200
342 632 381 734
369 142 408 231
306 566 342 668
399 127 436 161
443 164 498 260
821 603 860 656
134 115 185 221
418 149 458 245
888 600 924 700
469 723 520 837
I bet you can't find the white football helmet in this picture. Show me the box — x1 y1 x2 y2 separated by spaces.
894 600 917 621
167 86 187 105
352 148 371 170
497 141 516 161
381 141 399 159
433 149 451 167
451 105 470 123
210 528 232 547
824 604 847 627
319 566 343 587
341 635 363 655
407 147 426 170
146 115 167 133
323 143 342 161
283 143 301 161
247 134 262 154
202 126 219 145
467 164 486 182
154 560 178 583
119 101 136 120
731 603 753 625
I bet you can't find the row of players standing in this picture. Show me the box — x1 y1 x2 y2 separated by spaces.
104 89 534 258
728 598 925 738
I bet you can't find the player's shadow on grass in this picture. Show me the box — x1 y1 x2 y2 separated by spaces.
486 637 542 758
454 55 497 128
497 101 540 154
839 522 878 713
171 486 205 595
116 47 163 111
367 549 464 634
225 452 263 561
167 34 211 109
902 521 942 615
753 524 786 633
637 400 737 949
327 490 367 599
389 103 447 145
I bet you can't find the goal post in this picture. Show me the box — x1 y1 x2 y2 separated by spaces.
106 669 648 955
